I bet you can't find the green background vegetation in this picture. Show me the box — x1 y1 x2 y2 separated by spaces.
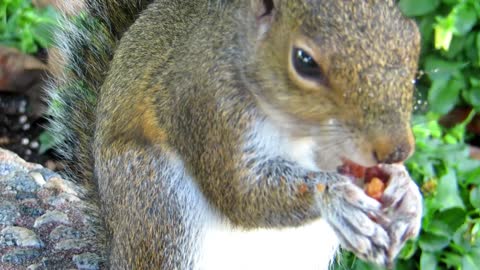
2 1 480 269
0 0 58 53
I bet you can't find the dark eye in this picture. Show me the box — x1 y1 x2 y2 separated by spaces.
292 48 321 79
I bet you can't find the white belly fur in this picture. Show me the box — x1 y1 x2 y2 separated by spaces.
196 119 340 269
197 208 339 270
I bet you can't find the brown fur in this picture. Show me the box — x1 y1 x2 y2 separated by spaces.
49 0 421 268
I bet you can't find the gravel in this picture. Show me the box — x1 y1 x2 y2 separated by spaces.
0 148 106 269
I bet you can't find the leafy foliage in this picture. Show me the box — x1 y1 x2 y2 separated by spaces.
412 0 480 114
336 0 480 269
403 113 480 270
0 0 59 53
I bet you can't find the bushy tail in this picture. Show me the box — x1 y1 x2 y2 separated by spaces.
47 0 152 185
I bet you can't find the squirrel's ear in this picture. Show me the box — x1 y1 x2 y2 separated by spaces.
250 0 275 39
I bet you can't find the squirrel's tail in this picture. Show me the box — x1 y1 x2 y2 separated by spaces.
48 0 152 183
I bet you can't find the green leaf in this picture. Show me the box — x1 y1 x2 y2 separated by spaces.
465 32 480 68
435 23 454 50
442 0 459 5
442 252 463 268
399 0 440 17
0 1 60 53
419 232 450 251
453 223 477 250
424 57 466 81
435 170 464 210
439 144 470 165
457 158 480 173
462 88 480 110
38 131 56 154
420 251 438 270
452 4 477 35
477 32 480 65
331 252 382 270
462 253 480 270
31 22 55 48
428 78 464 114
398 240 418 260
470 187 480 208
427 208 467 236
442 35 465 58
395 259 417 270
418 15 436 48
458 160 480 185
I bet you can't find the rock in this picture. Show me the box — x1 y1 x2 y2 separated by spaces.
0 163 24 177
27 263 47 270
73 252 101 270
0 226 44 248
19 204 45 217
0 201 20 225
27 263 44 270
49 225 81 241
47 192 81 207
31 168 61 181
43 177 80 196
29 171 47 187
0 149 42 170
55 239 90 251
16 192 38 200
0 148 106 269
34 210 71 228
1 248 41 265
6 171 40 193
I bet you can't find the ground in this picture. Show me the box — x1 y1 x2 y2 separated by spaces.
0 46 61 170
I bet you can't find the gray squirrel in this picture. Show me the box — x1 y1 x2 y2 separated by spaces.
48 0 423 269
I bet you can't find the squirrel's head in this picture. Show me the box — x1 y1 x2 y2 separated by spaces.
244 0 420 169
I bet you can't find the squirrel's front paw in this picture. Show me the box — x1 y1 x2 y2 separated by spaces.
379 164 422 260
321 176 392 265
323 165 422 266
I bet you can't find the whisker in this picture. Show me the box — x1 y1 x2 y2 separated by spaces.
315 135 353 152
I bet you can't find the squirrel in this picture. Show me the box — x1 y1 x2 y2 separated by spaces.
47 0 423 269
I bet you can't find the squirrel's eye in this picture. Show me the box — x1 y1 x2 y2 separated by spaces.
292 48 321 79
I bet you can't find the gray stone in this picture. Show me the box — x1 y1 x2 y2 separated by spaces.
1 248 41 265
29 171 46 187
73 252 101 270
1 226 44 248
30 168 61 182
47 192 81 207
0 163 23 177
27 263 45 270
16 192 38 201
55 239 90 251
40 257 74 269
0 149 105 269
49 225 81 241
34 210 71 228
0 201 20 226
7 171 40 193
20 204 45 217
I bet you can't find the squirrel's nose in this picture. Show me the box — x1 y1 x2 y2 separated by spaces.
373 143 412 164
372 133 415 164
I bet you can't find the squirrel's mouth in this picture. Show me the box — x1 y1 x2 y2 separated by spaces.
337 158 390 201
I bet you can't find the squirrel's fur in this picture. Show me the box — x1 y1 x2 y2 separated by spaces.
48 0 423 269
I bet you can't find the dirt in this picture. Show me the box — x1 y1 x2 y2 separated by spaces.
0 46 61 171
